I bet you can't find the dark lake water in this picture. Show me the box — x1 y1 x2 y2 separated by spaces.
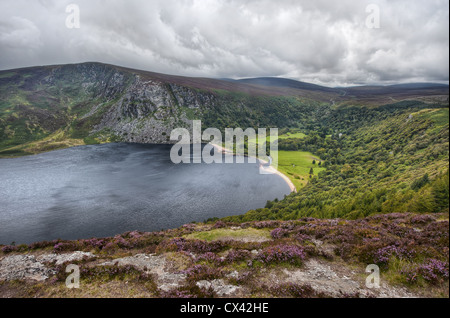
0 143 290 244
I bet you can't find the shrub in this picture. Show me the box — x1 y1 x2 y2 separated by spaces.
183 264 223 282
159 289 199 298
271 228 289 239
225 249 252 263
418 259 449 284
159 283 216 298
28 240 57 250
269 283 328 298
402 259 449 285
1 245 17 254
213 221 227 229
252 220 281 229
295 234 312 243
53 242 78 252
195 252 223 265
410 214 436 224
256 244 306 266
373 245 415 266
157 238 226 254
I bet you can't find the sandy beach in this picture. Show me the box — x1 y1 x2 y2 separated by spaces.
211 143 297 193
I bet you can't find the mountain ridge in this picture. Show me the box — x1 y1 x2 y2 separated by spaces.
2 62 448 97
0 62 448 299
0 62 448 157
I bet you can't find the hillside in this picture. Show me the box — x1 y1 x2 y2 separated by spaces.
0 63 448 157
0 63 332 156
232 77 339 93
227 107 449 221
0 63 448 219
0 212 448 298
0 63 448 298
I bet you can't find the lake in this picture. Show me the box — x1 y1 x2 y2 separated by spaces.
0 143 291 244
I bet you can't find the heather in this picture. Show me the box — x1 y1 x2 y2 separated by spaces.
0 59 448 302
255 245 306 266
267 283 329 298
1 212 448 298
1 231 165 255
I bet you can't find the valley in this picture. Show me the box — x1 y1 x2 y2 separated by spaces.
0 62 448 299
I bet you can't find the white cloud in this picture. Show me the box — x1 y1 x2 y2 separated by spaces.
0 0 448 86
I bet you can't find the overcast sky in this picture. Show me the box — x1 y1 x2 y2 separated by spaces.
0 0 448 86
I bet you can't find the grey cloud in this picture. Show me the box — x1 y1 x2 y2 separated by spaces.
0 0 448 86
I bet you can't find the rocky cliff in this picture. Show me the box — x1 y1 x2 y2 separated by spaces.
0 62 448 157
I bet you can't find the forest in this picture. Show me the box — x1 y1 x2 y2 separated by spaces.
222 103 449 222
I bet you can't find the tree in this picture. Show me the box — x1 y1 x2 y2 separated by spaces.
411 173 429 191
265 200 274 209
431 170 449 210
312 160 316 165
309 168 314 175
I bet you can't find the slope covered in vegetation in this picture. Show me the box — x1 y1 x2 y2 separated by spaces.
224 106 449 222
0 63 448 228
0 213 448 298
0 63 334 157
1 63 448 159
0 63 448 299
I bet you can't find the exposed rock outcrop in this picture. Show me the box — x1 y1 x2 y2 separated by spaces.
0 252 95 282
100 254 186 292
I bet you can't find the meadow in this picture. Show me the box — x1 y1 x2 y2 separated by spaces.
274 150 326 190
246 131 325 191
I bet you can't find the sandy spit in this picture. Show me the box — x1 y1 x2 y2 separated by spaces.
211 143 297 193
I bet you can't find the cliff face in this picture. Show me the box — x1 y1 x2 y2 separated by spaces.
46 63 219 143
1 62 448 157
91 75 216 144
0 63 220 154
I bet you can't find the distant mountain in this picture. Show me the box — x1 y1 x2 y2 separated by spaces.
225 76 448 103
227 77 448 92
0 62 448 157
386 83 449 89
342 83 449 103
232 77 338 93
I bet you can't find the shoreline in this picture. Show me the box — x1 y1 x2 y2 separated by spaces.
211 143 297 193
2 141 298 194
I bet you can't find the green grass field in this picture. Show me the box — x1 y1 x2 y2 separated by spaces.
184 227 271 242
278 132 307 139
246 130 306 147
274 150 326 190
244 131 324 190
